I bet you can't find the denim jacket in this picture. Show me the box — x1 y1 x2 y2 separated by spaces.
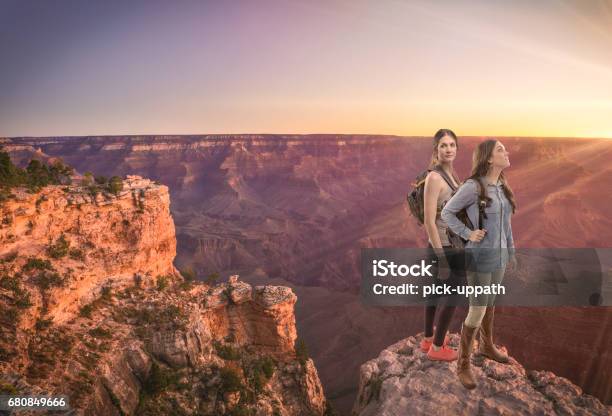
441 178 515 271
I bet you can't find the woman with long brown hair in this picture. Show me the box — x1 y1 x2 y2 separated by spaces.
442 139 517 388
420 129 464 361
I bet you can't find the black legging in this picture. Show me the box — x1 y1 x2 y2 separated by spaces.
424 244 463 347
424 303 456 346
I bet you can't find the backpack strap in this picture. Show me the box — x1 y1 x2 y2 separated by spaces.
475 179 488 230
431 166 458 191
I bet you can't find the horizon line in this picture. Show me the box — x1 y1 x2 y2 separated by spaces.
4 133 612 141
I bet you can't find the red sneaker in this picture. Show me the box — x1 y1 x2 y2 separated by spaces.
427 344 458 361
420 335 449 352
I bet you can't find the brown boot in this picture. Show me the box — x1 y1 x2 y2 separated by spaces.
478 307 509 363
457 323 478 389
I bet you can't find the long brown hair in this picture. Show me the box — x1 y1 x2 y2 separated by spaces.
468 139 517 213
428 128 460 184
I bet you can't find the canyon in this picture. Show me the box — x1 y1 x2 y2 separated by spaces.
0 173 328 415
3 134 612 414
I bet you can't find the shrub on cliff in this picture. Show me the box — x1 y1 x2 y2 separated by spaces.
14 288 32 309
144 362 181 395
25 160 51 190
23 257 53 272
86 184 99 200
295 339 309 366
94 175 107 185
108 176 123 195
0 345 12 362
68 248 85 261
35 318 53 330
249 356 275 380
100 285 113 300
25 159 73 190
0 147 73 199
88 326 112 339
0 148 24 187
4 307 20 325
214 341 241 361
1 148 22 201
219 367 243 394
47 234 70 259
0 382 17 395
48 160 74 184
180 267 196 282
79 304 94 318
258 357 275 379
156 275 168 291
35 271 65 290
81 172 94 186
244 356 276 394
0 273 19 291
0 273 33 309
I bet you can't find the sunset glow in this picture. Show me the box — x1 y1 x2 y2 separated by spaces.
1 0 611 138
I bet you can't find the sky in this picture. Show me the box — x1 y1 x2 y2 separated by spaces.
1 0 612 138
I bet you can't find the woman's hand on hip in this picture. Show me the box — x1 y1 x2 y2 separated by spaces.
469 229 487 242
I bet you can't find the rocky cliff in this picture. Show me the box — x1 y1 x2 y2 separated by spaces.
353 333 611 416
5 135 612 412
0 175 177 326
0 177 328 415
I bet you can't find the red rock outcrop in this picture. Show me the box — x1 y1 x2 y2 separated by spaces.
0 175 178 325
353 333 611 416
200 278 299 356
1 274 328 415
0 176 328 415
